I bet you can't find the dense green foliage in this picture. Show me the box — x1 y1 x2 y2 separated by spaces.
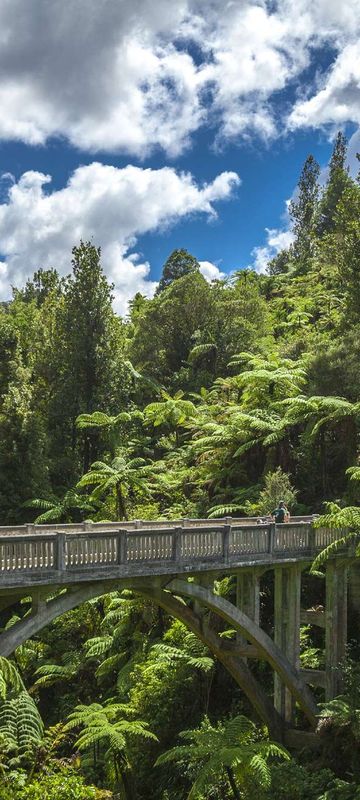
1 135 360 798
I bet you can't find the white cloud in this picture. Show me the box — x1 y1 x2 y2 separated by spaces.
252 227 294 274
348 128 360 178
0 162 239 313
0 1 360 155
289 43 360 130
199 260 225 281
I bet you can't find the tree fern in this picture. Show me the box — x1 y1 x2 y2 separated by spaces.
0 691 43 767
0 657 24 698
149 643 213 674
65 700 157 791
156 715 288 800
84 635 113 659
33 662 79 688
24 489 95 524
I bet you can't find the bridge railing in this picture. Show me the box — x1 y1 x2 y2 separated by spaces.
0 521 341 577
0 515 316 537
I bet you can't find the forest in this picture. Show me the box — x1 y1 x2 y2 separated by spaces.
0 132 360 799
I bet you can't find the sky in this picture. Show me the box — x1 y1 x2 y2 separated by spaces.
0 0 359 314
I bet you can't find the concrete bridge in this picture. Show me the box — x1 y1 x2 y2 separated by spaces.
0 517 350 742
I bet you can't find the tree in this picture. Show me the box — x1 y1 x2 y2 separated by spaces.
144 390 196 445
0 657 43 770
130 270 213 388
0 310 51 523
18 268 63 306
322 181 360 318
156 249 200 294
65 701 157 798
49 241 126 479
77 452 152 520
289 154 320 273
24 489 96 524
318 132 351 236
248 467 297 516
156 715 288 800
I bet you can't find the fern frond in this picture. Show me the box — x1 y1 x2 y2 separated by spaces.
0 658 24 696
84 636 113 659
34 663 77 688
76 412 116 429
207 505 245 518
311 531 358 574
0 691 43 755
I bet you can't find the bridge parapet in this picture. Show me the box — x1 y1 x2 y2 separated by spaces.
0 520 340 587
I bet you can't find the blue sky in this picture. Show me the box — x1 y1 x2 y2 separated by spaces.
0 0 359 313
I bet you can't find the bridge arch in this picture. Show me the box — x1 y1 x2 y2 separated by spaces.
0 575 318 740
136 579 318 729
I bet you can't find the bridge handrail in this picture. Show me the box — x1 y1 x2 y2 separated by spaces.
0 515 317 537
0 519 342 580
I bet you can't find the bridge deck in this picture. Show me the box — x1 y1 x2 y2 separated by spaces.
0 518 337 590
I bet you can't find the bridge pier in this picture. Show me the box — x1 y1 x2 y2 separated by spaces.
325 562 348 699
274 564 301 723
236 570 261 628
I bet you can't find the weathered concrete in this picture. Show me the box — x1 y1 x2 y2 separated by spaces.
167 577 318 727
136 581 284 741
325 562 348 699
0 517 352 735
274 565 302 723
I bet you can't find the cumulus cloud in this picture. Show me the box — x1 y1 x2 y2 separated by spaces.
199 260 225 281
252 227 294 274
289 43 360 130
0 162 239 313
0 0 360 155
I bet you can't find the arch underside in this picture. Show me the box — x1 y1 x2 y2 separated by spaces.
0 575 318 740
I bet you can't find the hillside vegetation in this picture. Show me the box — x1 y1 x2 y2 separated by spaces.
1 133 360 798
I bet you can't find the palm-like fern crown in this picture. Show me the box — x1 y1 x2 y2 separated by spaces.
156 715 289 799
65 700 157 763
24 489 95 524
144 390 197 428
227 352 307 407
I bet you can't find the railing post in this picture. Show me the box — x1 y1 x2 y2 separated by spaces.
56 532 66 572
308 523 316 554
268 523 275 555
118 531 127 565
223 525 231 565
172 527 182 564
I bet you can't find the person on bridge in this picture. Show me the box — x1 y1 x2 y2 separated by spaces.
271 501 289 524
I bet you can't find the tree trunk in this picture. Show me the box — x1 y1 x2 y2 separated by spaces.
116 484 128 521
225 766 241 800
349 560 360 636
319 429 327 496
83 434 91 475
121 767 136 800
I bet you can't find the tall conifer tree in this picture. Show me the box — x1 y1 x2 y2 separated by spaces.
289 154 320 273
318 131 350 235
